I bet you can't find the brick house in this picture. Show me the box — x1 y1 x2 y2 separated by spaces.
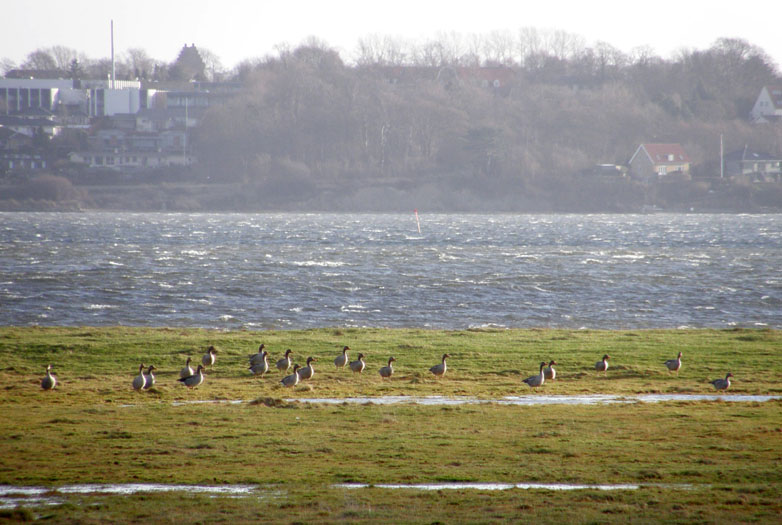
628 143 691 180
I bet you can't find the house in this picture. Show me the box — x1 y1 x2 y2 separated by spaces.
725 146 782 182
749 86 782 123
0 152 48 172
628 143 691 180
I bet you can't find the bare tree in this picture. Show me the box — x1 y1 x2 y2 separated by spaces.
49 46 83 70
197 47 225 81
21 49 57 70
0 57 17 75
354 34 409 66
124 48 155 79
483 30 515 65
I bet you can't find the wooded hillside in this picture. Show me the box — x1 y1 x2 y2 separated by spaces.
189 37 782 211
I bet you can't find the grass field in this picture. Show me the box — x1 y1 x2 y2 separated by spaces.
1 326 780 523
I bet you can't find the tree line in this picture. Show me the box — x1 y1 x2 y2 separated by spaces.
190 36 781 210
5 32 782 211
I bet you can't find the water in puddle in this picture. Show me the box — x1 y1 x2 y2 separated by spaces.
291 394 781 406
0 484 261 509
120 394 781 409
335 482 698 491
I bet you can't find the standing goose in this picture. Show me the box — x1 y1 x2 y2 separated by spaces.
202 346 217 367
710 372 733 391
249 344 266 366
180 357 195 379
595 354 610 375
178 365 205 389
248 351 269 376
334 346 350 369
281 364 301 388
41 364 57 391
543 360 557 381
429 354 451 378
276 349 293 372
143 365 156 390
298 357 317 381
379 357 396 379
132 364 147 391
349 353 366 374
664 352 683 374
523 362 547 388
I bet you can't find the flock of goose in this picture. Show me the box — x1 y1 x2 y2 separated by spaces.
39 345 734 393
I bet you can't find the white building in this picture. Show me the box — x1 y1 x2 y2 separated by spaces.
0 78 76 114
749 86 782 123
0 78 146 117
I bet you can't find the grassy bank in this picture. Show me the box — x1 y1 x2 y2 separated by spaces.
1 327 780 523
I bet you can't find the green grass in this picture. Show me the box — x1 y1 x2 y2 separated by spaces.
1 327 780 523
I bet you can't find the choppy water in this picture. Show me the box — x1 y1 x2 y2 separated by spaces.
1 212 780 329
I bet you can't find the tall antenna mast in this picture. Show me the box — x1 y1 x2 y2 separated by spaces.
111 20 115 89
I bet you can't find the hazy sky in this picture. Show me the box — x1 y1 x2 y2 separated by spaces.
3 0 781 70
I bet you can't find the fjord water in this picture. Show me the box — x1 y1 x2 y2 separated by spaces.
1 212 780 329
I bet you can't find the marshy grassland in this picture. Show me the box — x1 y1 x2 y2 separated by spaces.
1 326 780 523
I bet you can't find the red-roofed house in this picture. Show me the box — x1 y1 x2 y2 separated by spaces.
628 143 691 179
749 86 782 123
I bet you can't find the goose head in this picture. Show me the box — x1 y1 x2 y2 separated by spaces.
284 349 292 357
388 357 396 365
306 356 316 364
602 354 610 361
548 360 557 366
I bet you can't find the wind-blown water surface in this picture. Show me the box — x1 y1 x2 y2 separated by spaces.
1 212 780 329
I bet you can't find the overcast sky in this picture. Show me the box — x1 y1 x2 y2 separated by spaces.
3 0 780 70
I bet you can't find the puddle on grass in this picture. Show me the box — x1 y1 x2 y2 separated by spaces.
119 394 782 409
56 483 258 495
290 394 782 406
0 484 264 510
335 482 698 491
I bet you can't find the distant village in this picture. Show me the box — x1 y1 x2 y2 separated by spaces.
1 43 781 211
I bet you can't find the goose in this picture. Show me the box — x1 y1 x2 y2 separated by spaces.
595 354 610 375
41 364 56 390
379 357 396 379
180 357 195 379
664 352 683 374
276 349 293 372
281 364 301 388
202 346 217 367
334 346 350 369
523 361 547 388
543 360 557 381
349 353 366 373
248 351 269 376
132 363 147 391
710 372 733 391
178 365 205 389
429 353 451 378
249 344 266 366
143 365 156 390
298 357 317 381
